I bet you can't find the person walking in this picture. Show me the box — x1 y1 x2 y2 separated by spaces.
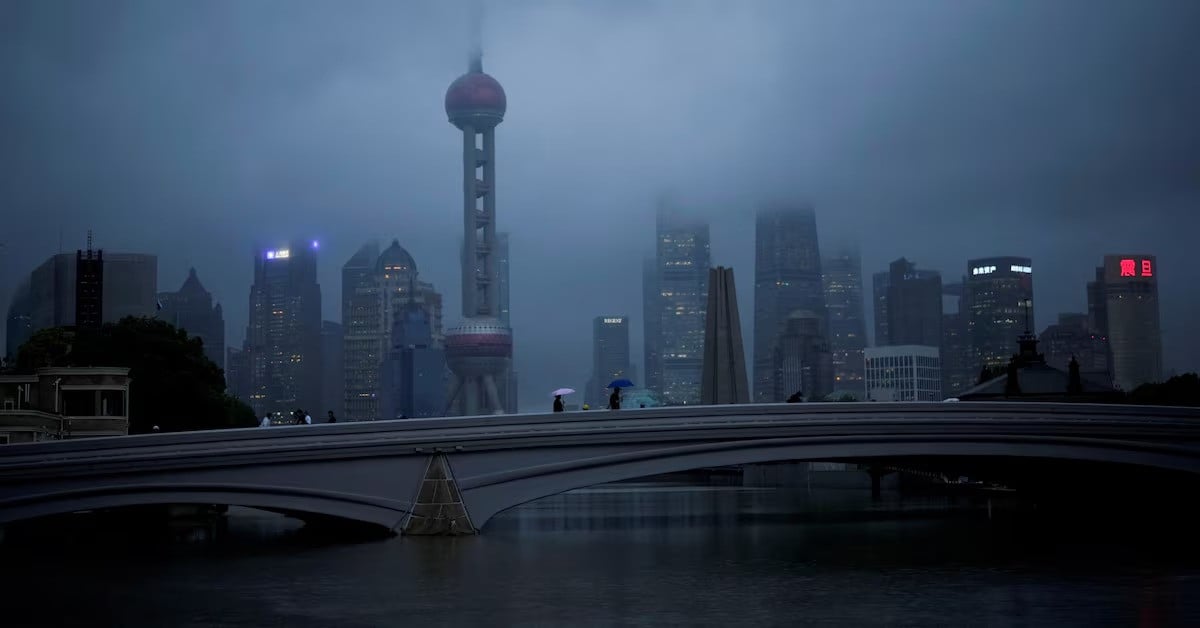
302 410 312 425
259 415 272 428
609 387 621 410
553 395 565 412
786 390 804 403
327 410 337 423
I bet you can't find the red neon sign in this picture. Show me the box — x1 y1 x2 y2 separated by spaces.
1120 259 1136 277
1141 259 1153 277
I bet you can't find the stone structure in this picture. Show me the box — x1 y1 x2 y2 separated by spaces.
701 267 749 404
0 367 131 443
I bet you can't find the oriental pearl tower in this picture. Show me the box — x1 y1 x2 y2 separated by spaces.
443 39 511 415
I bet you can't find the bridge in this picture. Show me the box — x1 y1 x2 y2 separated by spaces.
1 402 1198 534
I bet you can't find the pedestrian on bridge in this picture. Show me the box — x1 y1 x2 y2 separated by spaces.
327 410 337 423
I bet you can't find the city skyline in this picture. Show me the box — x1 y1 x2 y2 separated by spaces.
2 2 1198 409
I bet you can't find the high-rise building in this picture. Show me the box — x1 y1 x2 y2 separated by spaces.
496 232 517 414
158 268 225 369
771 310 833 402
823 246 866 395
320 320 343 418
443 44 512 416
884 258 942 347
865 345 942 402
1039 313 1110 385
965 257 1033 369
225 344 250 403
753 205 824 402
941 311 974 395
380 304 447 419
246 241 322 417
75 245 103 331
701 267 750 404
642 256 660 395
5 280 33 362
872 271 890 348
653 204 711 405
341 240 442 421
587 315 633 408
25 251 156 334
1098 255 1162 391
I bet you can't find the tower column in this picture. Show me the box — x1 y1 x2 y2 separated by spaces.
462 126 478 318
482 128 497 317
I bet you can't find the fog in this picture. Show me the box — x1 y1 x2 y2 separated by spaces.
2 0 1198 408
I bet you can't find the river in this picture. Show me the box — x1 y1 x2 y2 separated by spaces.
2 482 1198 626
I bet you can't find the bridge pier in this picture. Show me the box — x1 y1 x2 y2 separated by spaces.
402 454 476 536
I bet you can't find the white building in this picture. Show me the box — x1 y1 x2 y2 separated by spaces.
864 345 942 402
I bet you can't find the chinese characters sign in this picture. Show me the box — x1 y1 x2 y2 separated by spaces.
1105 255 1155 282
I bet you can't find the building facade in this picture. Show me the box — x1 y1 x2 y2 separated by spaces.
1098 254 1162 391
965 257 1033 369
642 256 660 395
653 204 711 405
5 280 33 363
225 345 250 403
822 246 867 396
872 271 890 348
587 316 633 408
754 205 824 403
771 310 833 402
341 240 442 421
320 320 343 418
157 268 225 369
884 258 942 347
864 345 942 402
25 251 157 334
1039 313 1110 385
0 367 131 444
246 241 322 418
379 304 446 419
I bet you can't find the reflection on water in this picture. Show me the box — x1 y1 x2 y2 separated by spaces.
2 483 1198 627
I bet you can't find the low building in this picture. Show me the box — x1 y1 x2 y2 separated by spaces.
0 367 131 444
864 345 942 402
957 333 1120 402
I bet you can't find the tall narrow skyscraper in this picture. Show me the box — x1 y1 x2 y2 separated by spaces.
872 271 890 348
823 245 867 395
965 257 1034 370
1099 254 1162 391
653 203 710 405
247 241 322 417
701 267 750 404
587 315 633 408
642 256 660 395
443 43 512 415
753 205 824 402
496 232 517 413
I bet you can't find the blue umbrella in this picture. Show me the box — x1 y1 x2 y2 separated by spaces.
607 378 635 389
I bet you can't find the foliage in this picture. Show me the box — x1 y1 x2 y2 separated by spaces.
15 317 256 433
1127 373 1200 407
15 327 75 372
835 393 860 402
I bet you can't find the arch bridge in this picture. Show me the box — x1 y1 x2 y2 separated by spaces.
1 402 1198 534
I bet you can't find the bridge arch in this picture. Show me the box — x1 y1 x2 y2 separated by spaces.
0 482 414 530
457 435 1200 529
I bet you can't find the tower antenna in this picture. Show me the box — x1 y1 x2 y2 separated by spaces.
468 0 483 72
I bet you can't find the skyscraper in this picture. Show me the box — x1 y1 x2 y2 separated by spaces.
320 320 343 418
965 257 1034 370
772 310 833 402
496 232 517 413
225 345 250 403
1039 313 1110 385
872 271 890 348
642 256 660 395
158 268 225 369
587 315 633 408
379 304 447 419
885 258 942 347
443 42 512 415
1098 254 1162 391
246 241 322 417
341 240 442 421
654 203 711 405
701 267 750 404
823 245 866 395
753 205 824 402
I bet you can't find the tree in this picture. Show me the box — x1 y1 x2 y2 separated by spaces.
15 327 75 372
16 317 256 433
1127 373 1200 407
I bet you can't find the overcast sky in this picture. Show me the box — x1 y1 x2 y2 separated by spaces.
2 0 1198 408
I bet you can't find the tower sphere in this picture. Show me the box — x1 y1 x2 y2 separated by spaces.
445 72 506 129
444 317 512 376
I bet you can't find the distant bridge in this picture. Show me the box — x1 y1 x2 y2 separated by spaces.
1 402 1198 534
